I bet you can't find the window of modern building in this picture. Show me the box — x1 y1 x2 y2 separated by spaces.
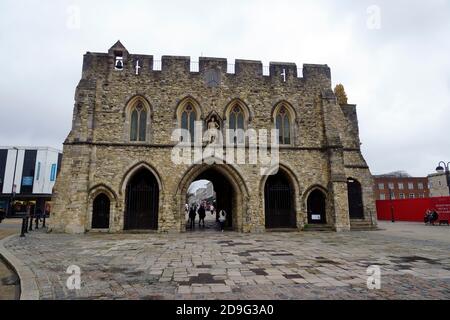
36 162 41 181
378 183 384 190
398 183 404 190
50 164 57 182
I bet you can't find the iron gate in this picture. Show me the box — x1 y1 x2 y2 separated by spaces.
264 174 295 228
125 169 159 230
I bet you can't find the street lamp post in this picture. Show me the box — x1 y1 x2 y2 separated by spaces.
435 161 450 196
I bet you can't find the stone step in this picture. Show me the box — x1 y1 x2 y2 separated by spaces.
303 224 333 232
350 220 378 231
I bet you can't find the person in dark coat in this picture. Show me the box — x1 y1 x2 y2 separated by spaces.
198 204 206 227
189 205 196 229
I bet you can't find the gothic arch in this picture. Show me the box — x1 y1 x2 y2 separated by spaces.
271 101 297 146
176 160 250 232
120 161 164 196
123 95 153 142
86 184 117 232
174 95 203 121
223 98 253 122
259 163 302 229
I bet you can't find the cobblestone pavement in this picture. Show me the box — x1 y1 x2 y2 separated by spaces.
3 221 450 300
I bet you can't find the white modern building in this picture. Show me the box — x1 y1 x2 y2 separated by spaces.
0 146 62 217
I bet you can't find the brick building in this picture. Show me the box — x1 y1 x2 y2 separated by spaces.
373 173 429 200
50 41 376 234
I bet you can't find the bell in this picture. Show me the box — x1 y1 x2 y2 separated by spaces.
115 59 123 70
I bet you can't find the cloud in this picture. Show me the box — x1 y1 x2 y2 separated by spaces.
0 0 449 176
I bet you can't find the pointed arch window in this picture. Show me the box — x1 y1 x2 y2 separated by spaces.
130 102 147 141
276 106 290 145
181 103 197 142
229 105 245 144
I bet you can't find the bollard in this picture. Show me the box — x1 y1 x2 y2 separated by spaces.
20 218 26 237
24 217 28 234
35 216 39 229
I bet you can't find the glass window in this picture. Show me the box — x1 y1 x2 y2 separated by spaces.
388 182 394 189
276 106 290 145
409 193 415 199
379 193 386 200
408 182 414 189
378 183 384 190
181 103 196 142
399 193 405 199
229 105 245 144
36 162 41 181
398 183 404 190
50 164 57 182
130 103 147 142
418 183 424 190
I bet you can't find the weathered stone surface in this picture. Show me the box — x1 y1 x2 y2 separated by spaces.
50 41 376 233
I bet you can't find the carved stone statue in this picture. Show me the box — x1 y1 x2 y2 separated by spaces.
205 116 220 144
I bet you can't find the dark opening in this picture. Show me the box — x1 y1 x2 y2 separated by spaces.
307 189 327 224
347 178 364 219
125 168 159 230
264 171 296 228
92 193 110 229
185 167 234 231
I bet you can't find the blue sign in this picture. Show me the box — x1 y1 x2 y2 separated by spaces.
22 176 33 186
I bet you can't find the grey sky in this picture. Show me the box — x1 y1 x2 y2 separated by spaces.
0 0 449 176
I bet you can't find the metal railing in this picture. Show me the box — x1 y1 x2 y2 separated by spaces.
151 60 303 77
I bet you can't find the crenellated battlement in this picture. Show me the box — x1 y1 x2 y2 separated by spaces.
81 41 331 88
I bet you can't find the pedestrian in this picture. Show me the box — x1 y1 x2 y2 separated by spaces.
189 205 196 229
218 209 227 232
198 204 206 228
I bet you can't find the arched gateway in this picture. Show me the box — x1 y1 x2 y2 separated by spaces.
177 163 249 232
124 168 159 230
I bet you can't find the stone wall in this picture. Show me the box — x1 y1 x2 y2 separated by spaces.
50 41 376 233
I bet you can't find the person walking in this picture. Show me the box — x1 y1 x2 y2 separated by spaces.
198 204 206 228
218 209 227 232
189 205 196 229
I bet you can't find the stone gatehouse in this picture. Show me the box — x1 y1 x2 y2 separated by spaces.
50 41 377 234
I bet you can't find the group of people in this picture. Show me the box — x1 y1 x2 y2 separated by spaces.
424 209 439 225
186 203 227 232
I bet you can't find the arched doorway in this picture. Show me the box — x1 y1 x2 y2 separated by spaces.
185 167 234 230
125 168 159 230
347 178 364 219
307 189 327 224
92 193 110 229
264 171 296 229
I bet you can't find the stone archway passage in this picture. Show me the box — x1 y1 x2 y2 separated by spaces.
188 167 234 230
264 171 296 229
125 168 159 230
347 178 364 219
307 189 327 224
92 193 110 229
